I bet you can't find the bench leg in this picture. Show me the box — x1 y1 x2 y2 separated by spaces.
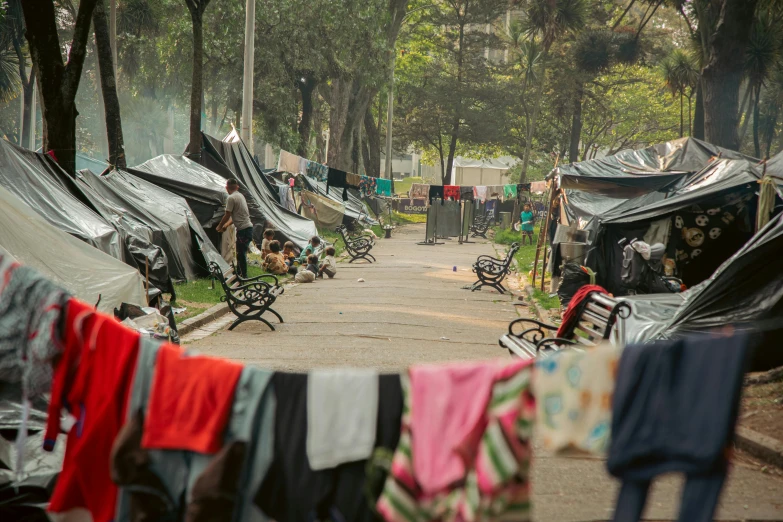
228 310 277 331
268 308 284 324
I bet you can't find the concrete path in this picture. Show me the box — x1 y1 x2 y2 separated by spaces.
184 224 783 521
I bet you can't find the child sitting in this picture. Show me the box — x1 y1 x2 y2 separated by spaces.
297 236 321 264
294 254 318 283
282 241 297 267
262 240 288 275
319 246 337 279
261 229 275 257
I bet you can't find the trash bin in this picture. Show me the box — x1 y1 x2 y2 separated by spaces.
500 212 511 230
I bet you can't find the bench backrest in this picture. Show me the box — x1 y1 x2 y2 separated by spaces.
503 243 520 269
563 293 630 347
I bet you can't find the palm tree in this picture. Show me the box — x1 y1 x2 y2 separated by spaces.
744 9 782 157
0 46 21 104
662 49 699 138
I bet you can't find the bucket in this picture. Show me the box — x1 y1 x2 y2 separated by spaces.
560 242 586 264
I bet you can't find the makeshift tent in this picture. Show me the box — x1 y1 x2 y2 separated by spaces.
300 189 346 229
0 185 147 312
74 169 227 281
0 139 122 259
299 175 375 225
589 159 765 295
76 152 109 174
200 132 318 249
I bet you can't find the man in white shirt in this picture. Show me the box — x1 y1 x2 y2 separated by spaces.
217 178 254 277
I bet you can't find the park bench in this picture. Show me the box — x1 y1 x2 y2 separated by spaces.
335 225 376 263
470 242 520 294
499 292 630 359
470 211 493 238
208 262 285 331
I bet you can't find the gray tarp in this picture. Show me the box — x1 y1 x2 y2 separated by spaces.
0 139 122 259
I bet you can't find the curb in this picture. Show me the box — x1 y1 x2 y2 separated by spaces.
177 302 231 336
735 426 783 470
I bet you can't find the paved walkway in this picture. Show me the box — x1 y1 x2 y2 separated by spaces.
184 224 783 521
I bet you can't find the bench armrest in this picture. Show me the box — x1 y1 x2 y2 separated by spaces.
508 318 558 342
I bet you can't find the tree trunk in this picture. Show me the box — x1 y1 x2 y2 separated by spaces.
22 0 99 175
687 94 692 136
297 75 317 157
185 0 210 157
93 0 126 168
20 76 34 149
701 0 759 150
364 106 381 177
753 83 761 158
327 78 351 168
521 53 549 178
764 106 778 158
568 82 584 163
679 93 684 138
693 81 705 140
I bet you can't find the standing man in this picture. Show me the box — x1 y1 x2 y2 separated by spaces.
217 178 254 278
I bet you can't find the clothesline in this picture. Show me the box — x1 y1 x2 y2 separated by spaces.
0 257 752 522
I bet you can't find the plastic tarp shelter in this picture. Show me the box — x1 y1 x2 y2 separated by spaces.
0 139 122 259
300 190 345 230
300 175 376 225
0 186 147 312
200 132 317 249
75 168 227 281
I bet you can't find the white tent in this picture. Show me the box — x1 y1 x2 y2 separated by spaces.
0 185 147 312
450 157 518 186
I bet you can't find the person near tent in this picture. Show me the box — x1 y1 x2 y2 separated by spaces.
520 203 535 245
216 178 255 278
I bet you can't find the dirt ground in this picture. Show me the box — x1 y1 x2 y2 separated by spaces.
183 223 783 521
742 378 783 441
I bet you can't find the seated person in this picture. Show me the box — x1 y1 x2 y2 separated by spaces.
306 254 319 275
261 229 275 257
282 241 297 267
297 236 321 264
262 240 288 275
319 246 337 279
294 254 318 283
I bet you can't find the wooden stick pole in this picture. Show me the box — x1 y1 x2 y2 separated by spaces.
145 258 150 305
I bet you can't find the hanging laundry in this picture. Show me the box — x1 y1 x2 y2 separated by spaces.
460 186 475 201
306 160 329 182
517 183 531 193
556 285 607 338
485 199 498 220
0 253 70 403
533 343 621 456
503 184 518 200
359 175 378 198
45 299 141 522
473 185 488 203
307 368 379 470
607 334 752 522
255 373 404 522
141 344 244 454
531 180 547 193
298 157 308 176
428 185 444 204
487 185 505 202
410 183 430 201
377 360 535 522
279 185 295 213
289 176 296 187
113 341 275 522
346 172 362 188
443 185 460 200
376 178 393 197
278 150 303 175
327 167 351 201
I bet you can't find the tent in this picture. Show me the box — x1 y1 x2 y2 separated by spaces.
299 175 375 226
300 189 346 230
200 131 318 249
74 168 227 281
0 185 147 312
0 139 122 259
589 158 775 295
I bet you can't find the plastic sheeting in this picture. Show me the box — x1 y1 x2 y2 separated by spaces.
75 169 227 281
300 175 375 225
0 139 122 259
300 190 345 230
200 132 318 249
0 187 147 312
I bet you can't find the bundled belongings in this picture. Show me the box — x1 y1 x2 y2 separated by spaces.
619 239 682 295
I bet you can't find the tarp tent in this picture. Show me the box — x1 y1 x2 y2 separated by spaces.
200 132 318 249
74 168 227 281
0 185 146 312
299 175 375 226
300 190 346 230
0 139 122 259
590 158 767 294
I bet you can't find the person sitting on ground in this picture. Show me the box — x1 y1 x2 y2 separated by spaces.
294 254 318 283
261 229 275 257
520 203 535 246
297 236 321 264
282 241 297 267
262 240 288 275
319 246 337 279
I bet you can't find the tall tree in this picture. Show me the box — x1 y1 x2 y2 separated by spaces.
3 0 36 149
21 0 99 175
184 0 211 157
700 0 760 150
93 0 126 168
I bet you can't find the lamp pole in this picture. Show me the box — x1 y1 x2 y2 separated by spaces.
241 0 256 152
384 51 395 181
